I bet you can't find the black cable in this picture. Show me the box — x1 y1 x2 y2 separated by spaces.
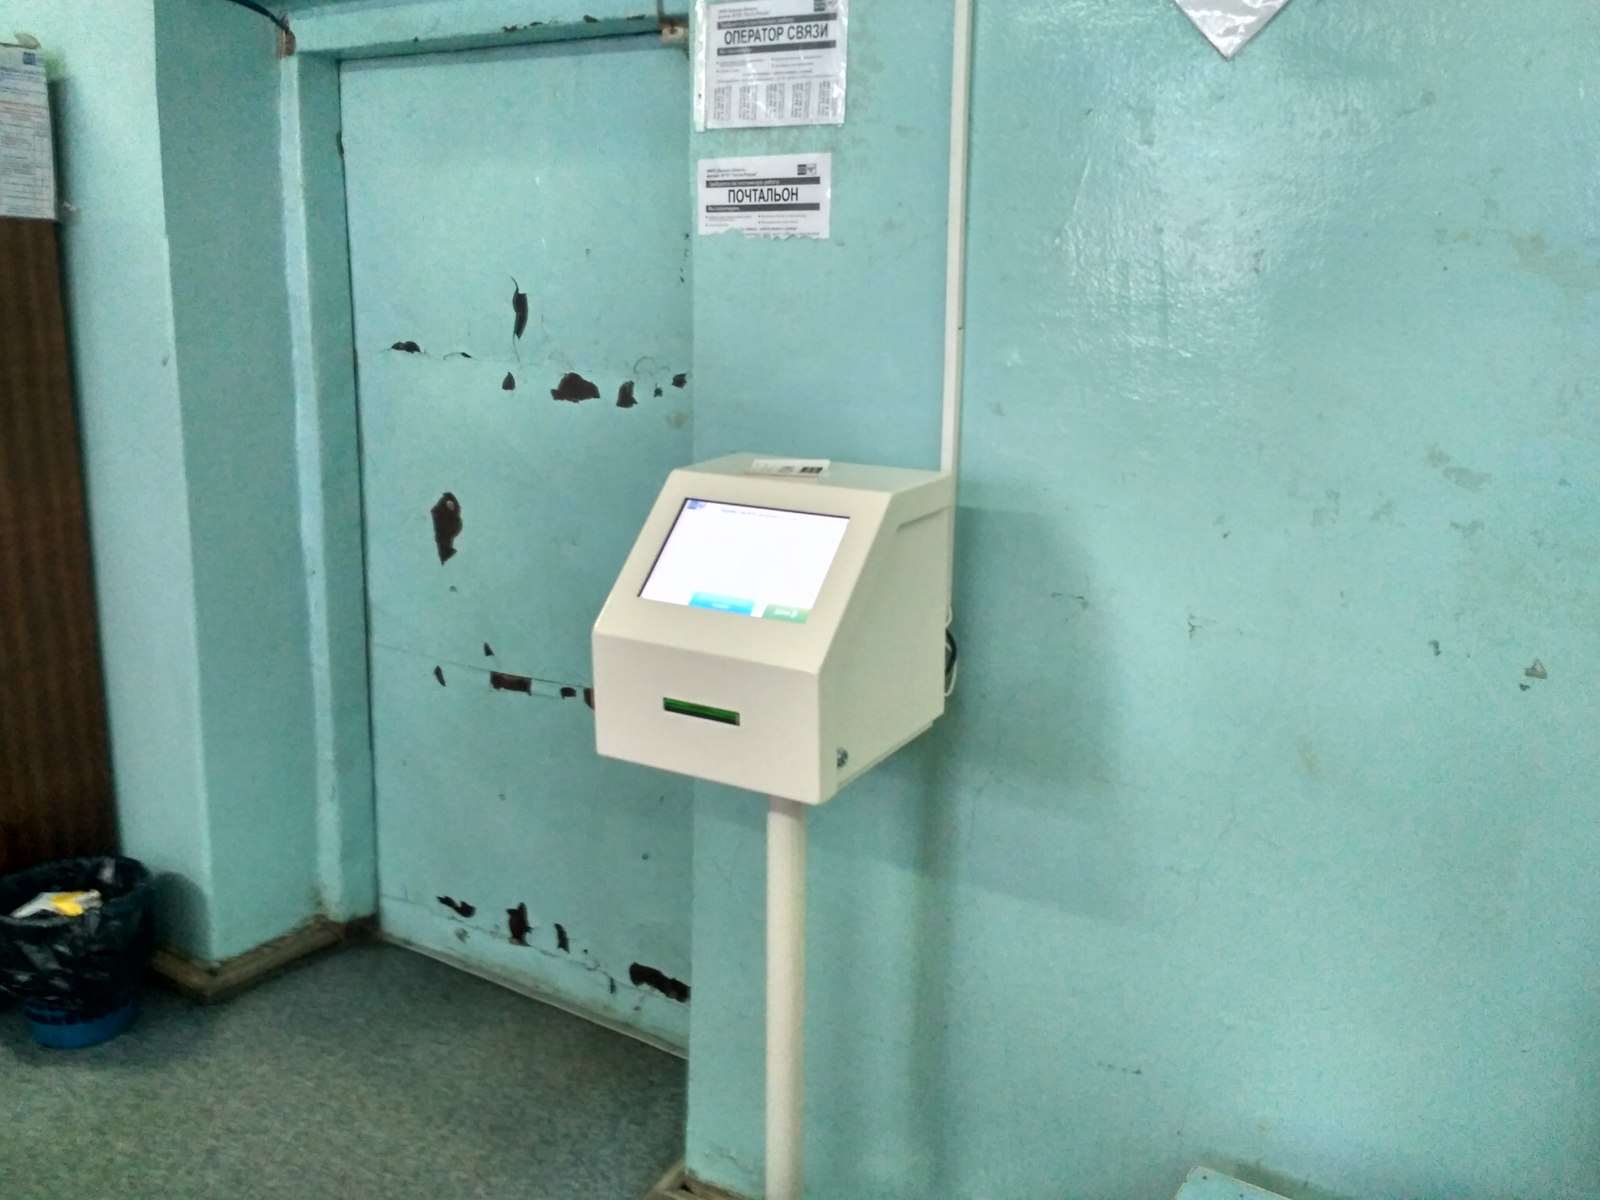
220 0 292 40
944 628 959 693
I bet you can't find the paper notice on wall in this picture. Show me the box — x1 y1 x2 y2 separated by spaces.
695 0 848 130
698 153 831 239
0 45 55 220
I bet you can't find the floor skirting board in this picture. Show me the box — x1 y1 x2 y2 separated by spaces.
150 915 374 1004
383 930 688 1061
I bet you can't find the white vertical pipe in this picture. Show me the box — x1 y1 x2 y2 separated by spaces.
766 795 808 1200
940 0 975 480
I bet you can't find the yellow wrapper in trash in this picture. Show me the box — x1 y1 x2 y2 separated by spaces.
8 889 103 919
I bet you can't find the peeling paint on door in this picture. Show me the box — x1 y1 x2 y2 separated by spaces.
342 35 694 1047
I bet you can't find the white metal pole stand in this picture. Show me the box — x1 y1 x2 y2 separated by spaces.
766 795 808 1200
763 0 975 1192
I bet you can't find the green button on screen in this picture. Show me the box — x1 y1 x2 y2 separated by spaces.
761 605 808 623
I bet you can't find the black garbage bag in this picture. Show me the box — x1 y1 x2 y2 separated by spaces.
0 856 153 1015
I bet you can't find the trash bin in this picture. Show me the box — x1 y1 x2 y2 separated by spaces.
0 856 153 1048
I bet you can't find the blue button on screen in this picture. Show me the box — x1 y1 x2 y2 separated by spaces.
689 592 755 615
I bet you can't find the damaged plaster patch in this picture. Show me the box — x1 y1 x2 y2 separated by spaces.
503 372 517 391
431 493 463 562
1444 466 1492 492
1508 234 1600 301
555 923 570 952
437 896 476 918
629 963 690 1003
476 670 596 702
551 372 601 402
433 665 446 686
1426 446 1493 493
507 903 532 946
511 279 529 340
391 340 422 353
617 380 637 408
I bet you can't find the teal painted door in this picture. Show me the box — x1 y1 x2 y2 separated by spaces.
341 35 694 1046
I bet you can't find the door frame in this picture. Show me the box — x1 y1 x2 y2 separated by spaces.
279 6 689 925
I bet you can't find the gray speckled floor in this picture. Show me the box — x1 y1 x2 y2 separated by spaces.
0 943 685 1200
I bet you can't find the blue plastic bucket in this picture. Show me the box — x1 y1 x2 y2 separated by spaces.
23 992 137 1049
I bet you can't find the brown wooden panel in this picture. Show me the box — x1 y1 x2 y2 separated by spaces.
0 217 116 876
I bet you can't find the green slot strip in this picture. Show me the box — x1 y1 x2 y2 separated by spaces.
663 697 741 726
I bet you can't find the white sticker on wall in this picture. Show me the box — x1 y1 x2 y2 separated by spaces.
698 153 831 240
1174 0 1291 60
0 45 55 220
695 0 848 130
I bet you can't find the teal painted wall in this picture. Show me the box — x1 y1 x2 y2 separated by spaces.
281 50 378 926
154 0 322 960
2 2 215 952
14 0 1600 1193
687 3 1600 1198
4 0 326 960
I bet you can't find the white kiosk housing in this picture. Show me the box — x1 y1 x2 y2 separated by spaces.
593 453 954 1200
593 453 954 804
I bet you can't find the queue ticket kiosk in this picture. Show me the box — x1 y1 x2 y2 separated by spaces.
593 453 954 804
592 453 955 1200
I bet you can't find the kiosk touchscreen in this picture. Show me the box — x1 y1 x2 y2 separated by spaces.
638 500 849 623
592 455 954 804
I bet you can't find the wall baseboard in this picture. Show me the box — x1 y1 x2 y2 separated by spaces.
385 930 687 1061
643 1160 751 1200
150 914 375 1005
